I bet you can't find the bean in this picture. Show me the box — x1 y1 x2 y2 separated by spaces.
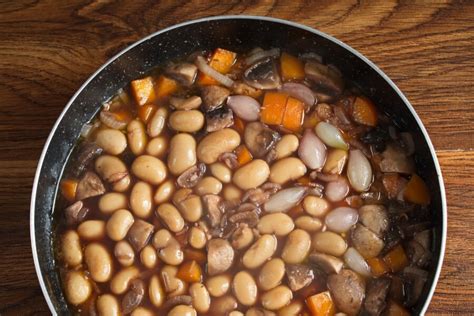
210 162 232 183
110 266 140 295
132 155 167 185
140 245 157 269
168 305 197 316
277 300 303 316
233 159 270 190
127 119 147 155
281 229 311 264
261 285 293 310
95 155 130 192
147 107 168 137
223 184 243 201
132 307 154 316
257 213 295 236
229 312 244 316
156 203 184 233
113 174 131 192
154 179 175 204
168 133 197 175
160 265 187 296
258 258 285 291
303 196 329 217
269 157 307 185
64 271 91 305
323 148 348 175
312 231 347 256
206 274 231 297
96 128 127 155
61 230 82 266
209 295 238 315
106 209 134 241
169 110 205 132
146 136 168 157
130 181 153 218
294 216 322 233
175 193 203 223
197 128 241 164
233 271 258 306
190 283 211 313
114 240 135 267
149 275 165 307
96 294 120 316
243 234 277 269
195 176 223 195
246 308 276 316
84 243 113 282
231 226 254 250
274 134 299 159
153 229 184 265
99 192 128 214
188 227 207 249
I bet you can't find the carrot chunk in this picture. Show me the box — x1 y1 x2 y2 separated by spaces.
131 76 156 106
233 116 246 135
383 244 409 273
198 48 237 85
282 97 305 132
155 75 178 98
177 260 202 283
280 52 305 81
352 96 378 126
261 92 289 125
306 291 335 316
367 257 389 277
235 145 253 166
60 179 78 202
404 173 430 205
138 104 157 123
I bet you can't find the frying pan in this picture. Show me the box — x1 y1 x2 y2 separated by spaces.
30 15 447 315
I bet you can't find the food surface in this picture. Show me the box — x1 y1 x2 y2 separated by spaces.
56 47 433 315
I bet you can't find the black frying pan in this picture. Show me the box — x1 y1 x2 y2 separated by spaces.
30 16 446 315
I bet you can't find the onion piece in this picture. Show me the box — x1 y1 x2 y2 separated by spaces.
226 95 261 121
325 177 349 202
315 122 348 150
264 187 307 213
195 56 234 88
245 48 280 66
347 149 373 192
325 207 358 233
280 83 316 108
99 110 128 130
344 247 371 277
298 129 327 170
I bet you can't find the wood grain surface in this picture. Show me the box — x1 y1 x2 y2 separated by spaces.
0 1 472 315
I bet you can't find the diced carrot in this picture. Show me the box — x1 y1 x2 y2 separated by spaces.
131 76 156 106
385 300 410 316
261 92 289 126
382 173 407 199
233 116 246 134
352 96 378 127
383 244 409 273
306 291 335 316
367 257 389 277
176 260 202 283
404 173 430 205
138 104 157 123
198 48 237 85
235 145 253 166
303 111 321 129
113 109 133 123
60 179 78 202
280 52 305 81
183 248 206 265
297 176 312 185
282 97 305 132
155 75 178 99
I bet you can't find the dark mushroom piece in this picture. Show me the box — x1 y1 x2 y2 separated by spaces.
403 266 429 307
327 269 366 315
286 264 314 291
244 122 280 158
170 96 202 110
352 224 385 259
304 60 344 96
228 209 259 228
206 107 234 132
69 143 103 178
414 229 431 250
359 205 389 237
166 62 198 86
202 194 223 228
219 152 239 170
364 277 391 316
201 85 230 112
121 279 145 314
76 171 106 200
64 200 89 225
176 163 206 188
127 219 154 252
406 239 431 268
207 238 234 275
309 252 344 274
243 57 281 90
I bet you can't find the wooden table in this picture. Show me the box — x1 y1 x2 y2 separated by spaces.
0 1 472 315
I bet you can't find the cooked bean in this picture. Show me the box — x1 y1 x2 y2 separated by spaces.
131 307 154 316
294 216 322 232
188 227 207 249
130 181 153 218
197 128 241 164
147 107 168 137
127 119 147 155
229 312 244 316
149 275 165 307
115 240 135 267
210 162 232 183
169 110 205 132
312 231 347 256
269 157 307 185
154 179 175 204
84 243 113 282
258 258 285 291
233 271 258 306
153 229 184 265
106 209 134 241
96 294 120 316
95 155 130 192
146 136 168 157
156 203 185 232
175 193 203 222
132 155 167 185
233 159 270 190
99 192 128 214
113 174 131 192
209 295 238 315
281 229 311 264
195 176 222 195
223 184 243 201
277 299 303 316
261 285 292 310
110 266 140 294
323 149 348 174
243 234 277 269
96 128 127 155
168 133 197 175
257 213 295 236
160 265 187 296
190 283 211 313
206 274 231 297
168 305 197 316
231 225 254 249
61 230 82 266
140 245 157 269
274 134 299 160
246 308 277 316
64 271 91 305
302 196 329 217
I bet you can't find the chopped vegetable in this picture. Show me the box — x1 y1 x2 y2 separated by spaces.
235 145 253 166
367 257 389 277
282 97 305 132
280 52 305 81
303 111 321 129
287 203 305 218
383 245 409 273
176 260 202 282
183 248 206 265
382 173 406 199
233 116 246 134
155 75 179 98
198 48 237 85
296 175 312 185
404 174 430 205
352 96 378 126
261 92 288 125
60 179 78 202
131 76 156 106
306 291 335 316
138 104 157 123
385 300 410 316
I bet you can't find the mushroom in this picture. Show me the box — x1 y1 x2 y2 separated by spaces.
219 152 239 170
64 200 89 225
379 144 415 174
201 85 230 112
403 266 428 307
69 143 103 177
127 219 154 252
207 238 234 275
286 264 314 291
202 194 223 228
304 60 344 95
121 279 145 314
76 171 105 200
244 57 281 90
232 81 262 99
244 122 280 158
309 252 344 274
327 269 365 315
161 295 193 312
414 229 431 250
206 107 234 132
364 277 391 316
358 205 389 237
351 224 385 258
406 239 431 268
166 62 198 86
170 96 202 110
228 209 259 228
176 163 206 188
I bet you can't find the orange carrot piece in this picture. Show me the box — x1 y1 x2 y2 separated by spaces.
383 244 409 273
352 96 378 127
303 111 321 129
138 104 157 123
198 48 237 85
235 145 253 166
261 92 289 126
280 52 305 81
177 260 202 283
233 116 246 135
367 257 389 277
385 301 410 316
183 248 206 265
404 174 430 205
155 75 178 99
131 76 156 106
61 179 78 202
306 291 335 316
282 97 305 132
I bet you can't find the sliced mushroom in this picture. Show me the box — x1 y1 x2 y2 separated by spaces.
64 201 89 225
286 264 314 291
406 239 431 268
403 266 428 307
207 238 234 275
359 205 389 237
122 279 145 314
242 183 281 206
309 252 344 274
206 107 234 132
127 219 154 252
244 57 281 90
161 295 193 312
352 224 385 258
364 277 391 316
414 229 431 250
201 85 230 112
219 152 239 170
76 171 106 200
379 144 415 174
69 143 103 177
166 63 198 86
228 209 259 228
170 96 202 110
177 163 206 188
244 122 280 158
304 60 344 95
202 194 223 228
327 269 365 315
